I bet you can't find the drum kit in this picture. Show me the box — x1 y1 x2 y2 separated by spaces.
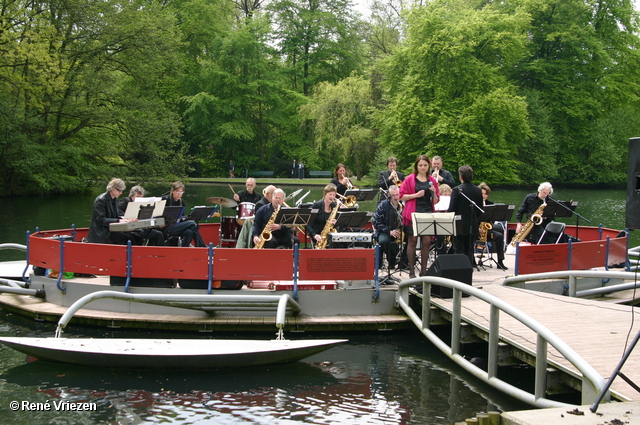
205 196 256 248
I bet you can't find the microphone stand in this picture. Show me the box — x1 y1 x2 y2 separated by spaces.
457 187 484 270
548 195 591 241
379 200 403 285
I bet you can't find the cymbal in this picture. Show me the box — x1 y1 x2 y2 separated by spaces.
205 196 237 208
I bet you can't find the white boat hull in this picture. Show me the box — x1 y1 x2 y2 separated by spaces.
0 337 346 369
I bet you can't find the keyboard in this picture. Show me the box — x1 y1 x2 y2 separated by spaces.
110 218 165 232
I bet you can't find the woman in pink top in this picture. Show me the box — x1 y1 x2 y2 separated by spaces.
399 155 439 278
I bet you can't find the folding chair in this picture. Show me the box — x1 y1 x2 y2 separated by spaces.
537 221 566 244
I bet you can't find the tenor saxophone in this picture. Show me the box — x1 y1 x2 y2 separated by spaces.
254 205 280 249
315 201 341 249
509 201 546 247
478 222 492 243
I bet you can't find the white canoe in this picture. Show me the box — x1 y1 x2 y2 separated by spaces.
0 337 347 369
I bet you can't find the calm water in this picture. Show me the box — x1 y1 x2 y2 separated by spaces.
0 183 635 424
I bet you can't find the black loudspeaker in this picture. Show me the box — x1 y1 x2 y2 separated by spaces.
426 254 473 298
627 137 640 230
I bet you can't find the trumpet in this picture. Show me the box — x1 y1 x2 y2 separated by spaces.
336 193 357 208
390 171 402 186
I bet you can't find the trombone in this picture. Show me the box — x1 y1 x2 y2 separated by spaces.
336 193 357 208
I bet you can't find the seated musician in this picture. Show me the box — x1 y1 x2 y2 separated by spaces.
118 185 164 246
330 163 352 196
233 178 261 204
255 185 276 211
372 185 403 270
161 181 206 247
515 182 553 244
377 157 405 201
478 182 507 270
87 178 142 245
253 189 298 248
306 184 339 248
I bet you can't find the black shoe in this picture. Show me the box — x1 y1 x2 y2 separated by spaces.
497 261 508 271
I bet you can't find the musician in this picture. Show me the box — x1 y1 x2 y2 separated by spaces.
515 182 553 244
87 178 142 245
118 185 165 246
162 181 206 247
233 178 261 204
377 157 405 199
253 188 298 248
431 156 456 188
330 163 352 196
447 165 483 266
306 184 339 247
255 185 276 211
373 185 403 270
478 182 507 270
400 155 439 278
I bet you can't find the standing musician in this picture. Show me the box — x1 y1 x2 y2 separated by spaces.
233 178 261 204
88 178 142 245
162 181 206 247
253 189 298 248
447 165 483 266
478 182 507 270
306 184 339 247
399 155 439 278
330 163 352 196
431 156 456 188
377 157 405 201
373 185 403 271
118 185 165 246
515 182 553 244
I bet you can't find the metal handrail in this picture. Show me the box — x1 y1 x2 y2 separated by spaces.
54 291 301 338
395 277 607 408
0 243 27 252
504 269 640 297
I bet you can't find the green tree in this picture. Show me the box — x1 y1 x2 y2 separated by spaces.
299 74 376 179
378 0 532 184
0 0 188 195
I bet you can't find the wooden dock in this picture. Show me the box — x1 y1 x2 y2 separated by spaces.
426 282 640 403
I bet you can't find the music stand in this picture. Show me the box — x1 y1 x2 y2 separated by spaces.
336 211 372 229
124 199 166 219
187 206 218 223
274 207 317 248
161 206 184 226
476 206 501 269
344 189 377 202
412 212 456 262
137 204 155 220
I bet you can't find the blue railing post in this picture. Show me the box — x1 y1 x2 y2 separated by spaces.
598 224 603 240
207 243 214 294
56 237 66 294
567 238 573 270
123 241 133 293
293 244 299 301
22 231 31 284
604 236 611 272
514 242 520 276
373 244 380 302
71 224 76 242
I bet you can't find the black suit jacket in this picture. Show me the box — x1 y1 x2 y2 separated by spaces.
448 183 483 236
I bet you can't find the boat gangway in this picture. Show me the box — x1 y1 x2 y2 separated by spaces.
396 277 640 409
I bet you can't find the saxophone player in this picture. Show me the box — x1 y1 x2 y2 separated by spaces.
372 185 404 271
515 182 553 244
252 188 297 248
306 184 339 247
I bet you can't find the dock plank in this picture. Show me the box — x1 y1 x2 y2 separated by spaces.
431 283 640 402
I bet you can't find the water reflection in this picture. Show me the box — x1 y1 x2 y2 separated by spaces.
0 331 528 424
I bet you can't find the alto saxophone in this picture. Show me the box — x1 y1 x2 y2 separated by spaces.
254 205 280 249
478 222 492 243
509 201 546 247
315 201 341 249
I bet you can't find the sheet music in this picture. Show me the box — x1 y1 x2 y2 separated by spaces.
124 199 166 219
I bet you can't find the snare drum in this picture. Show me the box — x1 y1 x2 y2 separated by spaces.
220 216 240 247
237 202 256 225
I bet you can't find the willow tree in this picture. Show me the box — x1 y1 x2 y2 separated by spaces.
299 74 376 179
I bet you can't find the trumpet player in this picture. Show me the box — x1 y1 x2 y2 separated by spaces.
252 188 297 248
515 182 553 244
431 156 456 188
478 182 507 270
331 163 352 196
372 185 405 272
377 157 405 201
